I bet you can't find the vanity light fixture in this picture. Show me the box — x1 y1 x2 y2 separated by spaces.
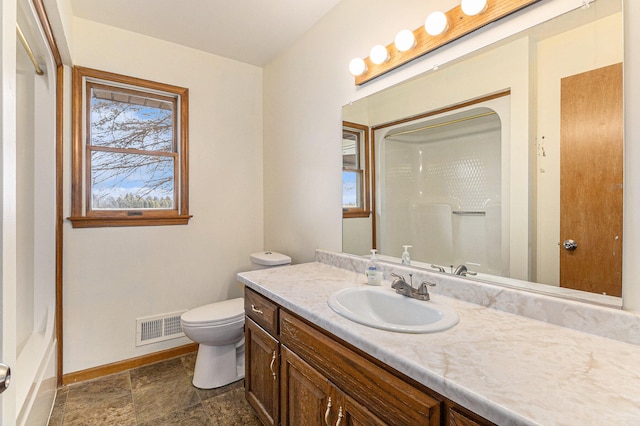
348 57 367 76
460 0 488 17
370 45 390 64
349 0 538 85
425 11 449 36
394 29 416 52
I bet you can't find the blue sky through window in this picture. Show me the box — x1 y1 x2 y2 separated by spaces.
89 87 176 210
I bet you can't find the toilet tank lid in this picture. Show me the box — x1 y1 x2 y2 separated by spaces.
250 251 291 266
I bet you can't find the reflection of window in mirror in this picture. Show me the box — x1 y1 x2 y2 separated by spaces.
342 122 370 218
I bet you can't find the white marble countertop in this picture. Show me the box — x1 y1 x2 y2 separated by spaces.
238 262 640 426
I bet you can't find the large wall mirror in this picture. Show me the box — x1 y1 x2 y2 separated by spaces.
342 0 623 307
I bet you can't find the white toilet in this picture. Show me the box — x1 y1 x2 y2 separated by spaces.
181 251 291 389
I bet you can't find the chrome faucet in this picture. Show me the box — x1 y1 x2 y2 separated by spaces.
390 273 413 295
453 264 477 277
390 273 435 301
430 264 445 273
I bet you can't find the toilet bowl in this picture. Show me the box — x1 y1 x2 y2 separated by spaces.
181 298 245 389
182 251 290 389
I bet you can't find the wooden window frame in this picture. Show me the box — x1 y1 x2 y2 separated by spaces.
342 121 371 218
69 66 191 228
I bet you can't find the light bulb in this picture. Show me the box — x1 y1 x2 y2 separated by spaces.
394 29 416 52
425 11 449 36
348 57 367 76
461 0 487 16
370 45 389 65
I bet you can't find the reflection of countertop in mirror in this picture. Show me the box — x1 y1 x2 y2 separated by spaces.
373 254 623 308
238 258 640 425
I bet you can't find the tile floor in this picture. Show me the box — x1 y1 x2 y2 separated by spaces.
47 352 261 425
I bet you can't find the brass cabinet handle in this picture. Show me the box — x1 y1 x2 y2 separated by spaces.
269 351 277 380
335 406 343 426
324 397 332 425
251 304 263 314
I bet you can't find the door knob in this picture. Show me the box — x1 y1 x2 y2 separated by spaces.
0 363 11 394
563 239 578 251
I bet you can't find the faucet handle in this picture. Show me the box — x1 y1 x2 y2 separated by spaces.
390 272 405 282
418 281 436 294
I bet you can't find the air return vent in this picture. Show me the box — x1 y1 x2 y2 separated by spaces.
136 311 186 346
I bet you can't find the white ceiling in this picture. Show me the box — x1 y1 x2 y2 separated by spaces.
70 0 343 67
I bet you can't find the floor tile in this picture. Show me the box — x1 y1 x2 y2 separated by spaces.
62 394 135 426
202 387 261 426
133 375 200 424
47 387 68 426
65 372 132 407
137 403 212 426
180 353 196 377
130 357 188 390
194 377 244 401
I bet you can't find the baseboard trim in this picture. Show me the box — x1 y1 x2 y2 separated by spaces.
62 343 198 386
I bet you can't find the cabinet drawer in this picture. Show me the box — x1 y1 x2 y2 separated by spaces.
245 288 278 335
280 311 440 426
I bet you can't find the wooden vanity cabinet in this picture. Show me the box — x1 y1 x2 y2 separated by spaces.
244 288 494 426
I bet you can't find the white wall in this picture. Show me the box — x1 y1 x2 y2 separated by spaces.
263 0 640 310
63 18 265 373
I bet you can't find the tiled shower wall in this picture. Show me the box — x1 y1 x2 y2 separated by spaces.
378 110 504 274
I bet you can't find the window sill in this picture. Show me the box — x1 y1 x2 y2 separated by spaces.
67 215 192 228
343 211 371 219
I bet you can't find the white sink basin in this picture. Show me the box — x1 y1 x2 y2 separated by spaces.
328 286 459 333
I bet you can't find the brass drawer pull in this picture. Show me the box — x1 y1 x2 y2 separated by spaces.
251 304 263 315
269 350 277 380
324 397 332 425
335 406 343 426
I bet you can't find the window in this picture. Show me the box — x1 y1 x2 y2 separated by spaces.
342 121 371 218
69 66 191 228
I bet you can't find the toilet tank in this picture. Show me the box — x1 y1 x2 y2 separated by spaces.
250 251 291 270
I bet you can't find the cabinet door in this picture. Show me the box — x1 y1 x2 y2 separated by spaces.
281 345 388 426
245 318 279 426
281 346 333 426
339 391 387 426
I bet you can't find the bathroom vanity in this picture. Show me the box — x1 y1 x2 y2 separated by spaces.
238 255 640 425
244 287 486 425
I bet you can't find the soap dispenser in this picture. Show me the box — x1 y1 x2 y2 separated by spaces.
401 245 412 266
365 249 383 286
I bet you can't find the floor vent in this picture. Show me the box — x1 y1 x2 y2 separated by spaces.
136 311 186 346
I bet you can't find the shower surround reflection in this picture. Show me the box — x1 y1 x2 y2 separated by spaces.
376 102 509 276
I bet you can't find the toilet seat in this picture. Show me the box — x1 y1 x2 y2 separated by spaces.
181 298 244 327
